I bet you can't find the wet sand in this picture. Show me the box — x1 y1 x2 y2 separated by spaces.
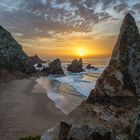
0 78 65 140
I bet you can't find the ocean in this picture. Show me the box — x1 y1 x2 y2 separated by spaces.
34 58 109 114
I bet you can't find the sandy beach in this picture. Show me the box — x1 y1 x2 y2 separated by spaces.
0 77 65 140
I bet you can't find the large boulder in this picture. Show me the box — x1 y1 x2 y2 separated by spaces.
0 25 34 73
67 58 84 73
86 64 98 70
29 55 46 65
46 59 64 74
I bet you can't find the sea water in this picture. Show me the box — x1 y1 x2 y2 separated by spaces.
34 58 109 114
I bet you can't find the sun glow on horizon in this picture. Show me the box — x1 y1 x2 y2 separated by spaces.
76 47 87 57
22 36 116 59
79 49 85 57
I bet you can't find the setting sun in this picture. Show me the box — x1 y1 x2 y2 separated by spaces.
79 49 85 57
75 47 87 57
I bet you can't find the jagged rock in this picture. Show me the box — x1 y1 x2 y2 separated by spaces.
37 63 43 68
131 108 140 139
59 122 72 140
29 55 46 65
68 125 92 140
67 58 84 73
86 64 98 70
42 121 115 140
68 125 114 140
88 13 140 102
88 127 114 140
46 59 64 74
0 25 34 73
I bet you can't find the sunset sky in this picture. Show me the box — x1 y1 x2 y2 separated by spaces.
0 0 140 59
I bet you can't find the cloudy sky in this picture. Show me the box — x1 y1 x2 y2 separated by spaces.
0 0 140 59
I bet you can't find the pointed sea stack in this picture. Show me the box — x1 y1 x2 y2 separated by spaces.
87 13 140 103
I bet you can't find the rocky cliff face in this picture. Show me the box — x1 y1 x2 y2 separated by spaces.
88 13 140 101
41 14 140 140
0 25 34 73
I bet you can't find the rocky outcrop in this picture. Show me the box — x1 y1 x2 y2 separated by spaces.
45 120 114 140
41 99 139 140
37 63 43 68
0 25 34 73
67 58 84 73
41 14 140 140
46 59 64 74
29 55 46 65
88 13 140 101
86 64 98 70
59 122 72 140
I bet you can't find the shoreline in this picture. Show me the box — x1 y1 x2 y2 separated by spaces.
0 77 66 140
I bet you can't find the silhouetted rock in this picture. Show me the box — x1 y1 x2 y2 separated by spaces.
29 55 46 65
46 59 64 74
86 64 98 70
37 63 43 68
67 58 84 73
0 25 34 73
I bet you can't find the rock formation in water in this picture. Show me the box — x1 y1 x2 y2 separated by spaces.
0 25 34 73
37 63 43 68
86 64 98 70
29 55 46 65
67 58 84 73
41 14 140 140
46 58 64 74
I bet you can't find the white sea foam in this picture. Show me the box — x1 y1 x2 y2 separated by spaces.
34 65 105 114
55 75 96 96
53 67 104 96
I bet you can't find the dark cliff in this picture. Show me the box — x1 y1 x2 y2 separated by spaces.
0 25 34 74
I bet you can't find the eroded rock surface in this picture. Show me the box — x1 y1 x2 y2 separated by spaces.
88 13 140 100
67 58 84 73
46 58 64 74
0 25 34 73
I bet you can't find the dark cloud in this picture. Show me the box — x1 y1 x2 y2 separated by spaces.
132 3 140 9
0 0 138 40
101 0 117 10
113 3 129 13
0 0 113 39
132 3 140 13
